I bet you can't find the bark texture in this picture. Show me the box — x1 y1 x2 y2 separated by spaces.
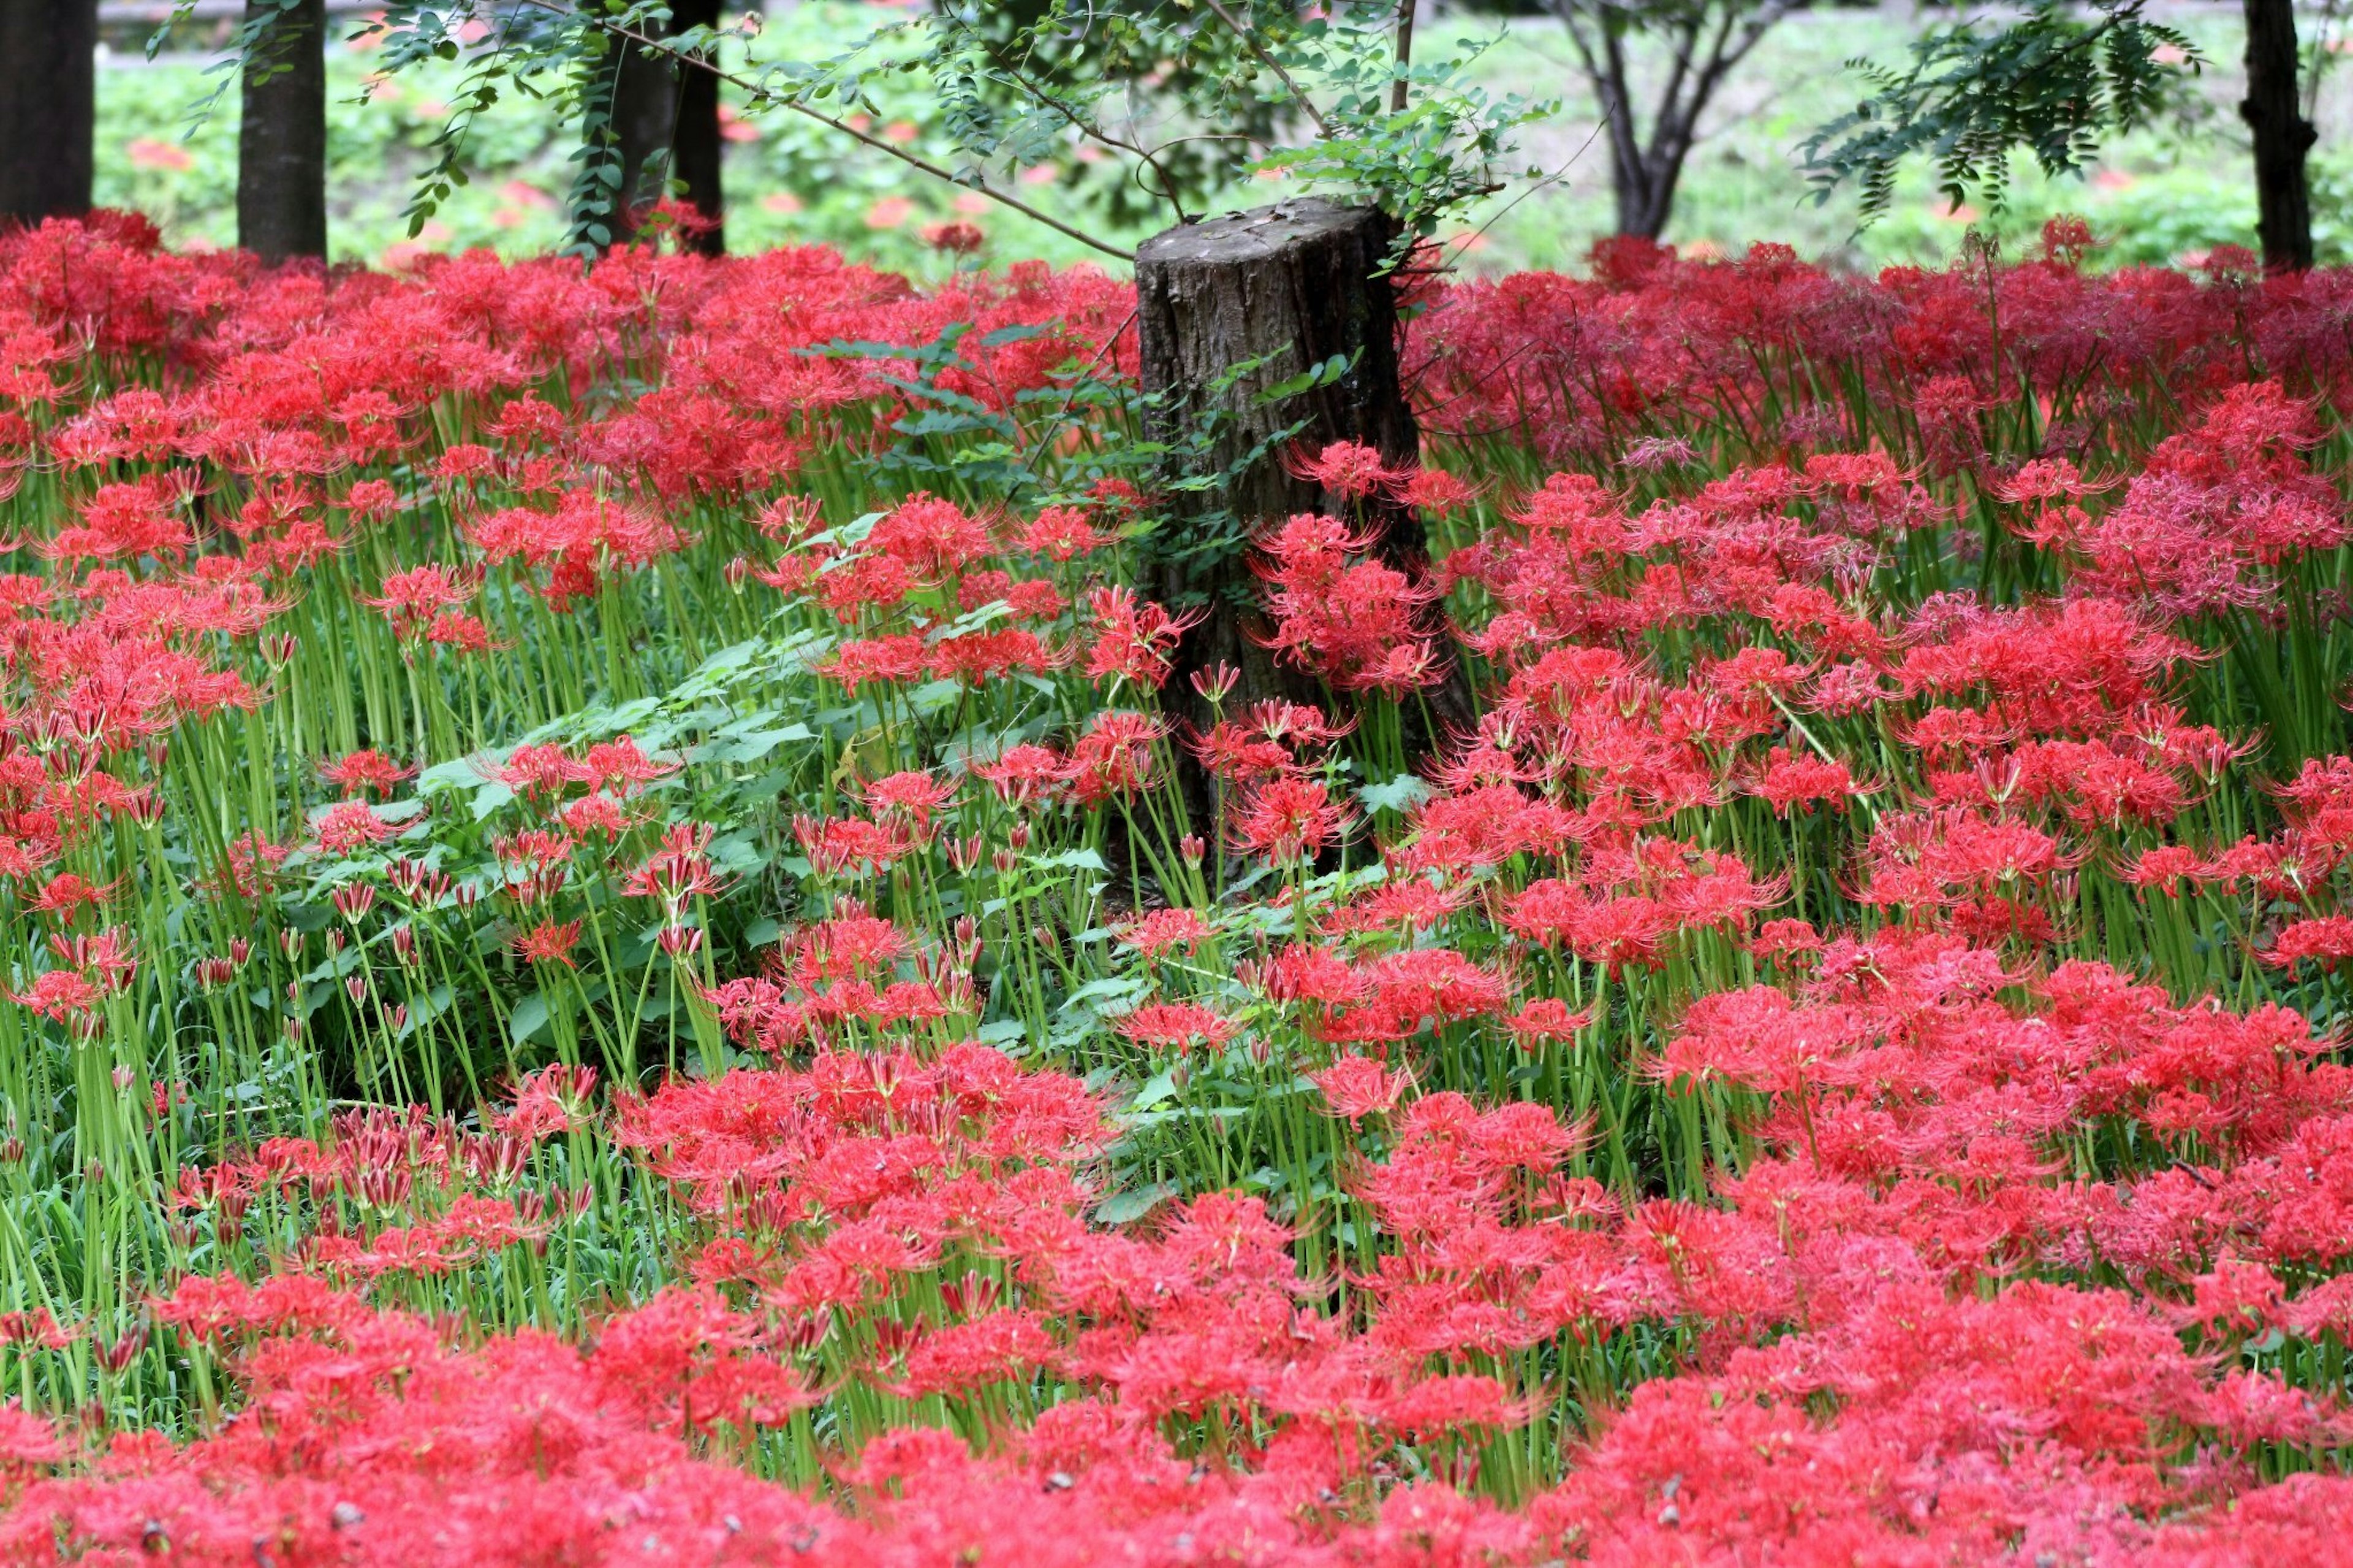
1135 199 1433 809
2241 0 2315 271
609 0 724 255
237 0 329 262
0 0 96 227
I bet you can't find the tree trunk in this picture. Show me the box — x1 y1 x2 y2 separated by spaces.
237 0 328 262
1136 199 1450 816
0 0 96 227
608 0 724 254
2242 0 2316 271
669 0 723 256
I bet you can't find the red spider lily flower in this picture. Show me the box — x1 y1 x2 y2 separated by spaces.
362 564 480 646
1233 776 1354 863
821 632 928 689
1116 907 1211 957
1256 512 1439 690
1083 586 1200 689
29 871 117 921
1286 439 1401 500
794 814 916 877
45 474 195 565
487 742 589 801
1312 1055 1412 1120
9 968 104 1028
860 770 957 831
1014 503 1112 561
1398 466 1479 515
1116 1000 1239 1051
562 793 640 838
509 919 583 967
2264 915 2353 970
311 801 403 856
1504 997 1594 1046
581 735 676 797
625 823 732 916
970 743 1069 806
1067 711 1165 805
319 749 414 799
866 493 991 578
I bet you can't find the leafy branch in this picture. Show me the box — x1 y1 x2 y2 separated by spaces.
1799 0 2203 222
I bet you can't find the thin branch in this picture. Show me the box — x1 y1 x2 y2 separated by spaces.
943 12 1193 224
1390 0 1415 113
509 0 1138 262
1434 108 1611 274
1195 0 1330 135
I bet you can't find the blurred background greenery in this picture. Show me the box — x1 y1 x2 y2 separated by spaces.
93 0 2351 276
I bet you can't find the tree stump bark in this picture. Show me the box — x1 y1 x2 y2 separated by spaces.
0 0 95 227
237 0 329 263
1135 199 1428 792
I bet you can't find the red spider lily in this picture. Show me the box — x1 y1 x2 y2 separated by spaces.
1116 907 1211 957
1232 776 1354 863
363 563 479 643
28 871 116 921
860 770 957 831
1312 1055 1413 1120
1067 711 1165 805
971 743 1069 805
1115 1001 1240 1052
9 968 104 1029
1255 512 1439 691
1082 586 1199 689
320 749 415 799
2265 915 2353 970
624 823 732 917
580 735 676 796
1014 502 1113 561
509 919 583 967
1285 439 1401 500
311 801 404 856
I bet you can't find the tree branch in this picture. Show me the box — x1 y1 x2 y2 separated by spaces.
1196 0 1331 135
509 0 1139 261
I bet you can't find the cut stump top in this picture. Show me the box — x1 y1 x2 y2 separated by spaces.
1135 198 1380 271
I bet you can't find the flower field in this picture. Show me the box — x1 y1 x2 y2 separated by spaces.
11 210 2353 1561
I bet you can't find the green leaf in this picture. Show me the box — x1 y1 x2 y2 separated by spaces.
1357 773 1433 814
508 992 550 1045
1094 1182 1178 1225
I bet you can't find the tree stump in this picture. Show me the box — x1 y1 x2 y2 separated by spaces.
1135 199 1428 791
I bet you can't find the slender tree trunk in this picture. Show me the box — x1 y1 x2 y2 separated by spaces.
669 0 723 256
2242 0 2316 270
608 0 724 253
0 0 96 227
237 0 328 262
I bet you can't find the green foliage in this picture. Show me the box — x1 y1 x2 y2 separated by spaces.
170 0 1546 262
922 0 1294 227
1254 4 1554 256
1800 0 2205 222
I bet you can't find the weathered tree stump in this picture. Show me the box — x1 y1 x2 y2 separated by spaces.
1135 199 1455 824
1137 197 1419 526
1137 198 1419 724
